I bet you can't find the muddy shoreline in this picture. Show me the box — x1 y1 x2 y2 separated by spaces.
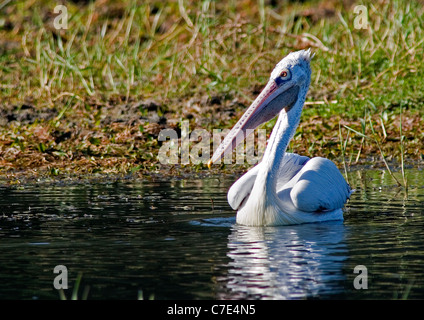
1 158 422 188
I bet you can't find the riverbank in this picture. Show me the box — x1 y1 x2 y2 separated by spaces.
1 0 424 183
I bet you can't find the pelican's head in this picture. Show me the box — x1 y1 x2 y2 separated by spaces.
208 49 314 167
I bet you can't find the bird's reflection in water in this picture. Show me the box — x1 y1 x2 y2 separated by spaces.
220 221 348 299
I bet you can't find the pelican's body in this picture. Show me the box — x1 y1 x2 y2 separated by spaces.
209 49 351 226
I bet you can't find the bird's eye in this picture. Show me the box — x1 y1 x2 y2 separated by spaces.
280 69 290 79
274 68 291 86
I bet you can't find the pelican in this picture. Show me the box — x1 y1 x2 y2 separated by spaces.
208 49 352 226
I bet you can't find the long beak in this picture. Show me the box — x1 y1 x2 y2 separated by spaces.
208 80 299 168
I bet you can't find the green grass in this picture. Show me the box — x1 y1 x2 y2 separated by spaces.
1 0 424 177
2 0 423 111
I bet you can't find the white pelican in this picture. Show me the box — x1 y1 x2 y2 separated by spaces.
208 49 352 226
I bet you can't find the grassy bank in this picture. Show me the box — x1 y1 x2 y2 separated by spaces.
1 0 424 182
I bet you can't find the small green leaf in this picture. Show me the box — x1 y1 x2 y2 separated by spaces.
89 137 101 146
37 142 46 153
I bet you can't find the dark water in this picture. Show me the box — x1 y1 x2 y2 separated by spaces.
0 169 424 300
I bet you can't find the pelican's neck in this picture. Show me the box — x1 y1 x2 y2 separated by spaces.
239 105 303 226
260 88 307 191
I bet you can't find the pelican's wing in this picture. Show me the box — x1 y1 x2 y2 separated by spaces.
228 163 261 210
275 152 310 192
287 157 352 212
228 153 309 211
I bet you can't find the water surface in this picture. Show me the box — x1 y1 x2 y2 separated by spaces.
0 169 424 299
